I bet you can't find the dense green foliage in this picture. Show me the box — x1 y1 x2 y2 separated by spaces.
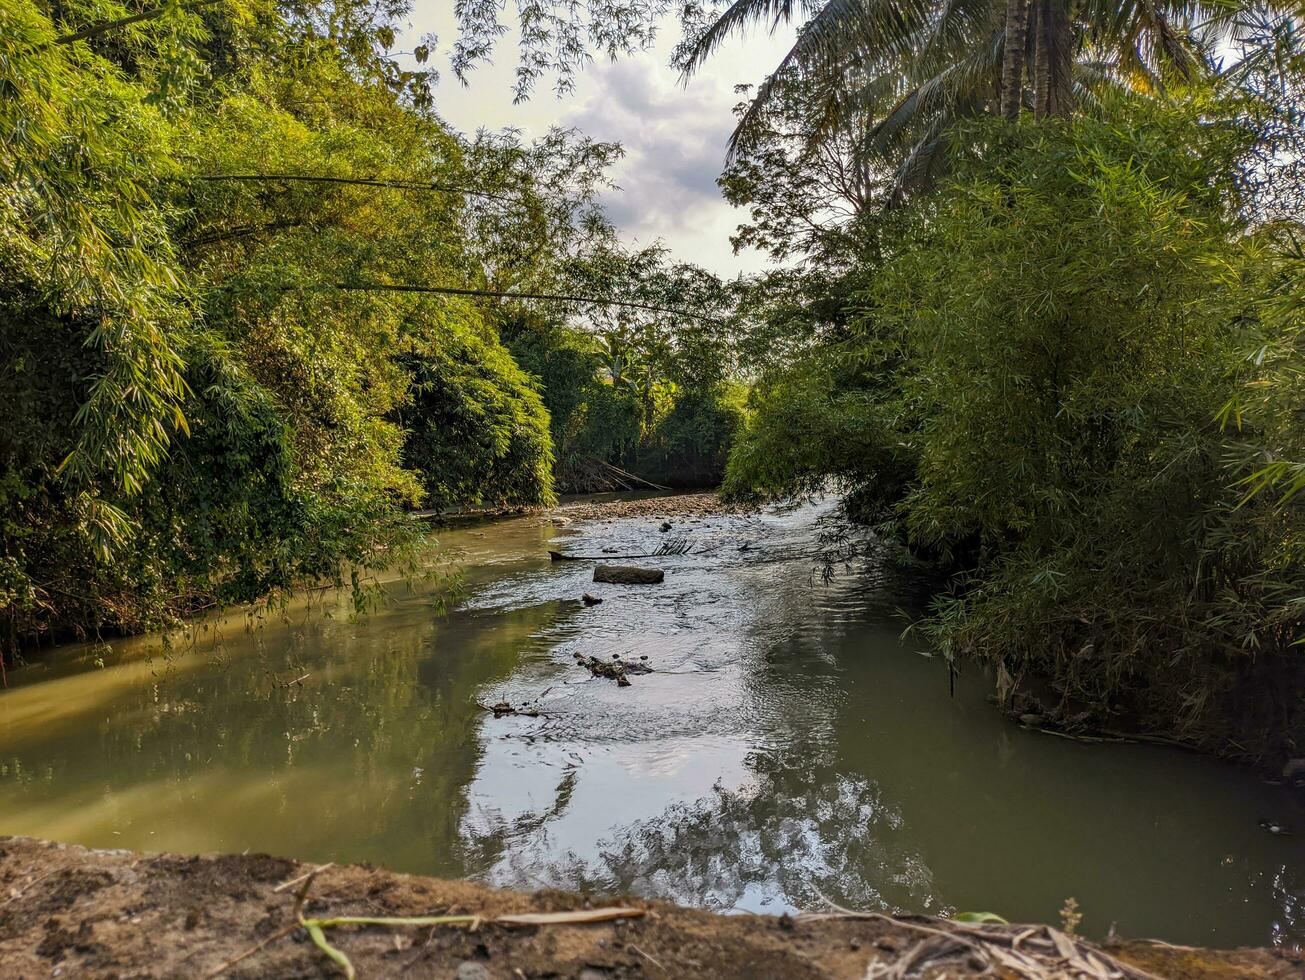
728 92 1305 765
0 0 739 659
639 384 749 489
8 0 1303 779
398 325 554 512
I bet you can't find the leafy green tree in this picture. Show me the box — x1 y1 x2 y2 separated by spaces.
2 1 191 550
449 0 673 99
457 127 624 301
507 322 644 488
398 323 555 512
720 70 884 265
640 382 749 488
871 95 1302 761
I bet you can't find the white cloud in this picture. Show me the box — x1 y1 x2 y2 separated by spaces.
399 4 797 277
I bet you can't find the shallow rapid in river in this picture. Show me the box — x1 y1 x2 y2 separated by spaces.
2 496 1303 947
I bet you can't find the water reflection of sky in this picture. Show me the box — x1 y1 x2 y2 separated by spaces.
1 498 1303 948
450 500 1305 947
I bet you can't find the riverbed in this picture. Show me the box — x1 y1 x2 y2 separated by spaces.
1 496 1302 948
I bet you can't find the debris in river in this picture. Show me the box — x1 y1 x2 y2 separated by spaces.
476 700 542 718
574 654 653 687
551 535 692 562
549 491 756 521
659 521 672 532
594 564 664 584
582 593 603 606
1259 818 1293 836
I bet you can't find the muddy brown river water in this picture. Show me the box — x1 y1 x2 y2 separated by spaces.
2 496 1303 948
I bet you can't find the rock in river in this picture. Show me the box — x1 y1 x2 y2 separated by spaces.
593 564 664 585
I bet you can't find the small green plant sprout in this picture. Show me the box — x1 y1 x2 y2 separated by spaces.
952 911 1009 924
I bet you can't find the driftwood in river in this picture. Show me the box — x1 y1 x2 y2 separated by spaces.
549 535 692 562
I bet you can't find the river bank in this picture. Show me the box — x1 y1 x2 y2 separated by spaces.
3 497 1303 950
1 836 1298 979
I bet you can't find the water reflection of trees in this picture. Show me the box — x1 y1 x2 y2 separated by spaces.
467 749 938 916
460 525 941 915
0 598 572 876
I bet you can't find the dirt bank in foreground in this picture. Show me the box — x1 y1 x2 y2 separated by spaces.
0 837 1298 979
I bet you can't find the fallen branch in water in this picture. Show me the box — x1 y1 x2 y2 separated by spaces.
476 699 544 718
550 536 693 561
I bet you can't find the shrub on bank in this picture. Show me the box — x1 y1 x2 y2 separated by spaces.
637 383 749 489
726 94 1305 766
399 322 556 512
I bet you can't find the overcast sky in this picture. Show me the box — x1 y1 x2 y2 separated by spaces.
401 7 798 278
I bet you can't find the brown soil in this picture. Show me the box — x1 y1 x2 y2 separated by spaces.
553 492 756 522
1 837 1299 979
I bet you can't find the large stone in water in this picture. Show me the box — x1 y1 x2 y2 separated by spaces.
593 564 664 585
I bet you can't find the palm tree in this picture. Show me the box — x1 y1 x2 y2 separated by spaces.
1002 0 1032 119
682 0 1265 196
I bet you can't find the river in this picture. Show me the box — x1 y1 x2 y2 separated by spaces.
1 496 1302 948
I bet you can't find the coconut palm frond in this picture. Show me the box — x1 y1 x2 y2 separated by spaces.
867 31 1002 155
1133 0 1198 79
809 66 908 146
887 111 962 202
680 0 808 75
1072 61 1134 114
922 0 1005 57
1116 35 1166 93
721 0 941 157
700 0 1282 218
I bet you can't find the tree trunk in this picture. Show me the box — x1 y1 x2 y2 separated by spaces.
1033 0 1073 119
1000 0 1030 120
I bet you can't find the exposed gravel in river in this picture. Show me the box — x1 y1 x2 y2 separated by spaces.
551 491 760 521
